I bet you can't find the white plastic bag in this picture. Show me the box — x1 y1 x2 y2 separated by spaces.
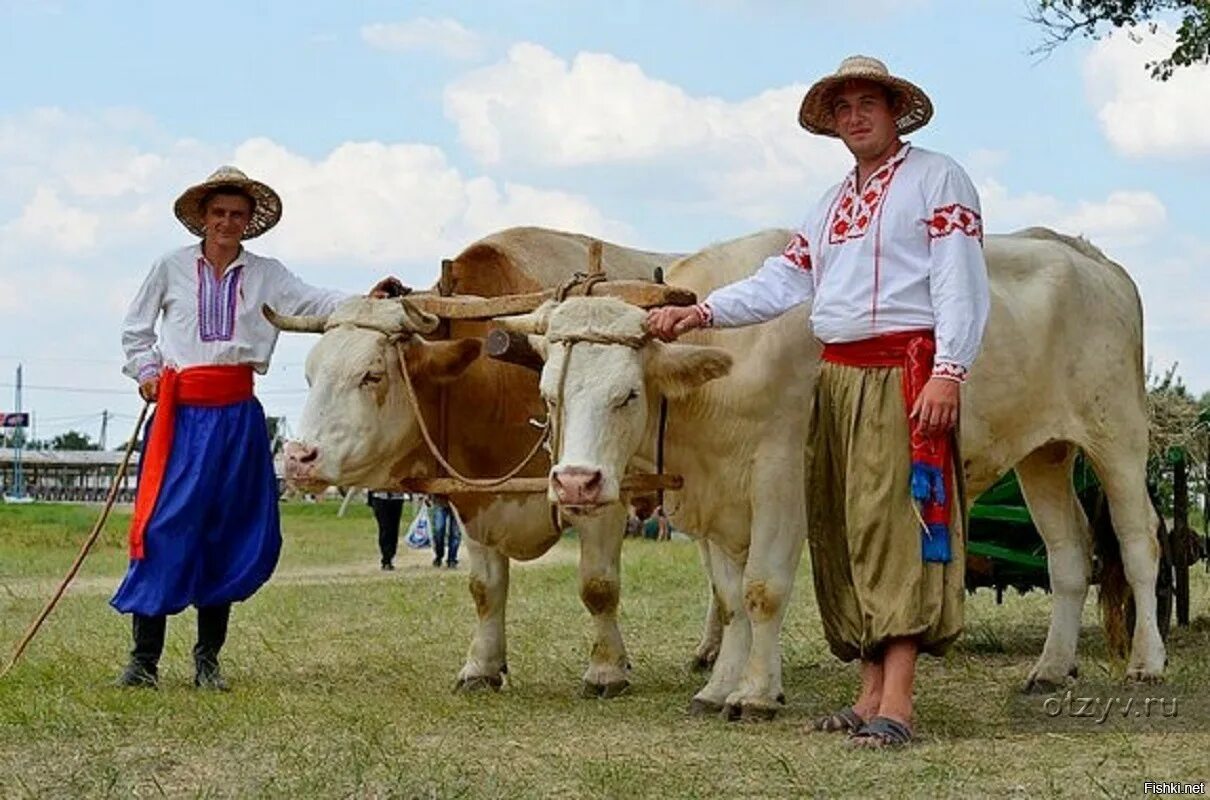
404 507 431 549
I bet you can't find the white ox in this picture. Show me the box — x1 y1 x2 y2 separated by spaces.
271 226 706 697
502 226 1165 717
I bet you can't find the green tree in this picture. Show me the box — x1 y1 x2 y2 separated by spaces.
51 430 100 451
1029 1 1210 79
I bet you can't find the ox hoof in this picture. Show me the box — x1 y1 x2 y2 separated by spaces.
687 697 724 717
739 704 780 723
1125 668 1165 685
454 674 503 693
1022 675 1071 695
721 703 743 722
581 679 631 699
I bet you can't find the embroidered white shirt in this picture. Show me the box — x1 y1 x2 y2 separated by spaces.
121 244 349 382
701 144 990 381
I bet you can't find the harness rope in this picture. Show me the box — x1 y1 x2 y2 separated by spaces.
394 337 551 488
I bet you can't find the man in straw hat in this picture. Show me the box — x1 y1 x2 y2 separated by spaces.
113 166 401 690
648 56 990 747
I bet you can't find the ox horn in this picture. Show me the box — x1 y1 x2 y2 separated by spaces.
262 304 330 333
398 298 441 335
494 300 555 335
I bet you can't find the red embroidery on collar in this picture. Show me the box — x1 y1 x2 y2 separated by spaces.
828 146 911 245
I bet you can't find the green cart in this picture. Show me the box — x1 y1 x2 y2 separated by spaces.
966 460 1188 640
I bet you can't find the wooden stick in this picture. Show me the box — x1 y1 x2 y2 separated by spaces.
398 473 684 495
0 403 150 681
405 281 696 320
485 328 546 371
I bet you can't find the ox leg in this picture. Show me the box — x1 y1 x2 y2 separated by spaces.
1017 444 1088 692
1087 448 1166 682
691 538 724 672
577 506 631 698
455 539 510 692
689 541 751 717
726 514 805 721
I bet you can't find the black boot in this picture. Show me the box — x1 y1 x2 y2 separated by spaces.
116 614 165 688
193 604 231 691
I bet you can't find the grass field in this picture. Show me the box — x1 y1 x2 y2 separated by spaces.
1 502 1208 799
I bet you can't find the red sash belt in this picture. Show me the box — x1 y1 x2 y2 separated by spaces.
822 330 953 563
129 365 255 559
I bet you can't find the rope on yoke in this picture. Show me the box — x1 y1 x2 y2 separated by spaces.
1 402 151 681
395 340 551 488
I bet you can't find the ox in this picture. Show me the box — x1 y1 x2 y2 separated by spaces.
501 226 1165 718
269 226 687 696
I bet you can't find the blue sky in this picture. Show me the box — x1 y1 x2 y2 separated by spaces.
1 0 1206 445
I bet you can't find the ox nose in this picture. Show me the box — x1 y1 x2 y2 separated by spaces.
283 441 319 478
550 466 604 506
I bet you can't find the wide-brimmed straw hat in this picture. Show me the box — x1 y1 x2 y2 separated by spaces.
173 165 282 240
798 55 933 138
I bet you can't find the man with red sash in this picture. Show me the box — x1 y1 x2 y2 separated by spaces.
648 57 990 747
115 166 398 690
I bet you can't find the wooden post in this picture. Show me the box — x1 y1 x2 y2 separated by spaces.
438 259 455 297
1172 452 1190 627
588 240 604 276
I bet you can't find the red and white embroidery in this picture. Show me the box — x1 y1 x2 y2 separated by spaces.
931 361 968 383
928 204 983 244
782 232 812 271
827 147 910 245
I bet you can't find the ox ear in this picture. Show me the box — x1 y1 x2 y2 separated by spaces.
403 337 483 385
495 300 555 336
646 342 732 399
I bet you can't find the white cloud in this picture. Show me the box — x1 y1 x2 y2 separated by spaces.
1083 24 1210 157
235 137 630 274
445 43 850 223
695 0 927 14
361 18 485 61
3 187 100 253
977 178 1166 250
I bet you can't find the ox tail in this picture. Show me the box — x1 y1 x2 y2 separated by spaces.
1093 490 1131 661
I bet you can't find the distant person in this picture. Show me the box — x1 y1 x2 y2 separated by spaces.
429 495 461 568
114 165 401 690
627 495 671 540
367 490 407 570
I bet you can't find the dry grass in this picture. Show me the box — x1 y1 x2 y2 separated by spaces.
1 503 1208 798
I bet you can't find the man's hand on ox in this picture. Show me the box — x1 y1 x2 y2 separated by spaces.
646 305 703 342
910 376 960 436
138 378 159 403
369 276 408 299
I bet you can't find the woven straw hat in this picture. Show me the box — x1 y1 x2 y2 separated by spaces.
173 165 282 240
798 55 933 138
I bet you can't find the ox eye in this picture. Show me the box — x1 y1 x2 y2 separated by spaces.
614 389 639 409
360 372 384 387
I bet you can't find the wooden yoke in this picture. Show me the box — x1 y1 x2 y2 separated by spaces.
404 281 695 321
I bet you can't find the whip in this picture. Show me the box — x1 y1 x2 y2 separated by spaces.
0 402 149 680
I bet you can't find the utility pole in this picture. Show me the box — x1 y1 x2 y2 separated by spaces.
11 364 25 500
99 409 109 451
